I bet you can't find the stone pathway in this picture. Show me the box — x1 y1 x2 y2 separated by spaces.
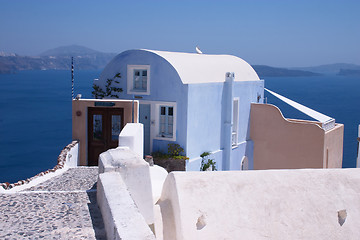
0 167 106 239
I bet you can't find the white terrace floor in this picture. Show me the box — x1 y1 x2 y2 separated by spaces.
0 167 106 239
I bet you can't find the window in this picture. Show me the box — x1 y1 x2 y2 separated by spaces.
133 69 147 91
127 65 150 95
232 98 239 146
154 102 176 141
111 115 122 141
159 106 173 138
93 114 103 140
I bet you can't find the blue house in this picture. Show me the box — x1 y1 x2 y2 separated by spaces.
97 49 264 171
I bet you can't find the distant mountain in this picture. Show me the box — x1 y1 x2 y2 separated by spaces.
291 63 360 75
252 65 321 78
0 61 13 74
337 69 360 76
0 45 117 73
40 45 101 57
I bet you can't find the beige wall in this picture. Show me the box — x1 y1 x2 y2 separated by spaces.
250 103 343 170
324 124 344 168
72 99 138 166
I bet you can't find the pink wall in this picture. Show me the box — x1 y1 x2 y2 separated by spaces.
250 103 343 170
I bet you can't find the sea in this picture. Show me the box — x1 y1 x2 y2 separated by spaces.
0 70 359 183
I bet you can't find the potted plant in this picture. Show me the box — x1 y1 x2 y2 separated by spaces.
152 143 189 172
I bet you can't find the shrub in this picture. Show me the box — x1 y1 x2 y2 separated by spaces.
151 143 189 160
200 151 217 171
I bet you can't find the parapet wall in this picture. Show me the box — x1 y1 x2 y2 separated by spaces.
97 172 155 240
97 145 157 239
250 103 343 169
158 169 360 240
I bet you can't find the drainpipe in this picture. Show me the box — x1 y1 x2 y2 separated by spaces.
223 72 234 170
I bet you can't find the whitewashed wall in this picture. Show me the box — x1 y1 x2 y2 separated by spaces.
158 169 360 240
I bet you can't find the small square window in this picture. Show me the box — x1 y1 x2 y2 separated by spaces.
133 69 147 91
127 65 150 95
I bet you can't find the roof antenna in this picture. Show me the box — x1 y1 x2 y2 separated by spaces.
71 57 74 100
196 46 203 54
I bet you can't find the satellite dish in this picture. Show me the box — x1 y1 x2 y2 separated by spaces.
196 46 203 54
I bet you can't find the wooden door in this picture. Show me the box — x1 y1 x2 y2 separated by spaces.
88 107 124 166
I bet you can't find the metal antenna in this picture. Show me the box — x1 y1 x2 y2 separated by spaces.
71 57 74 99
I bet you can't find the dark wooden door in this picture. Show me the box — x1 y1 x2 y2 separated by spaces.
88 107 124 166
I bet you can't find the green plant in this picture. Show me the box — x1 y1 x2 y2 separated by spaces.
152 144 189 160
167 143 189 160
200 151 217 171
92 72 123 99
151 151 169 159
168 143 184 156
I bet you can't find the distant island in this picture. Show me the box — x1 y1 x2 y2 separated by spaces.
1 45 360 78
337 69 360 76
0 45 116 74
291 63 360 75
252 65 320 78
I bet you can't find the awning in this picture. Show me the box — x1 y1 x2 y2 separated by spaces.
265 88 335 131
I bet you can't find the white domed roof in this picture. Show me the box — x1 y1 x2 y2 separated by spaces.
143 49 260 84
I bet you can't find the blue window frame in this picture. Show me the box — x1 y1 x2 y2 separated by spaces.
159 106 174 137
133 69 147 91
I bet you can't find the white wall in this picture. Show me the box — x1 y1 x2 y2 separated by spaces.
119 123 144 158
97 172 155 240
98 147 154 225
65 142 79 167
158 169 360 240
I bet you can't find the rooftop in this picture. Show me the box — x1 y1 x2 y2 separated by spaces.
105 49 260 84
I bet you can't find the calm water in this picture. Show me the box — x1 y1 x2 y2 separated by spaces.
0 71 359 182
265 75 360 168
0 70 100 183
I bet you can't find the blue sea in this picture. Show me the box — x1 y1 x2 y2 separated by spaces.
0 70 359 183
0 70 99 183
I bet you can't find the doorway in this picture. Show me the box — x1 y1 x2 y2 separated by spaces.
139 104 151 155
87 107 124 166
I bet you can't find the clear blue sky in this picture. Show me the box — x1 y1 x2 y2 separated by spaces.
1 0 359 67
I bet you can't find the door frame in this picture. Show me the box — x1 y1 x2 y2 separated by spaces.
87 107 124 166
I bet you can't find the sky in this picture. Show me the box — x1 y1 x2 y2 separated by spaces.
0 0 359 67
